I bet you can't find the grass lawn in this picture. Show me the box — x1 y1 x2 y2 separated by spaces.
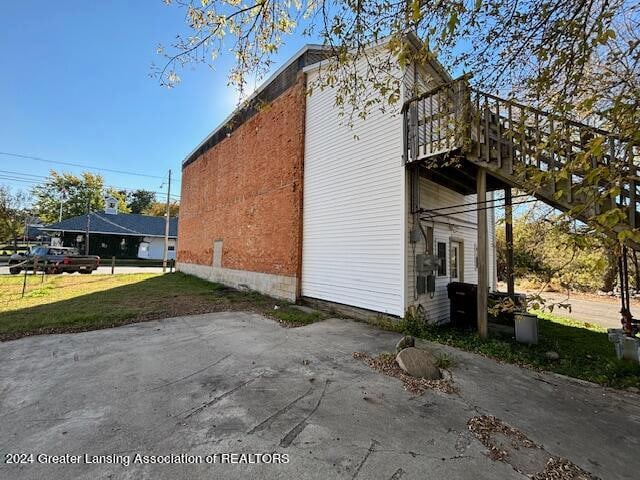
0 273 324 341
383 311 640 389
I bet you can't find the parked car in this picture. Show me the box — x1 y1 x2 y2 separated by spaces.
8 246 100 275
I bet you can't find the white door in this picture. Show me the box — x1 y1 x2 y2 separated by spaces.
450 241 462 282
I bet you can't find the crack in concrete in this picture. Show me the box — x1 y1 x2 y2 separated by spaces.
146 354 231 393
247 386 314 435
178 374 263 419
468 415 599 479
352 439 379 479
0 400 39 419
279 379 329 448
388 467 405 480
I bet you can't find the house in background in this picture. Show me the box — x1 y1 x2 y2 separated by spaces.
44 196 178 261
177 40 498 322
24 216 50 244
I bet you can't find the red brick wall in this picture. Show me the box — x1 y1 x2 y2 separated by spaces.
178 74 305 281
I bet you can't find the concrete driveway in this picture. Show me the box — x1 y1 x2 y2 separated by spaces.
1 313 638 480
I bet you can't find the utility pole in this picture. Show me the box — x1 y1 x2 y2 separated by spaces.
24 216 29 247
162 169 171 273
59 187 67 223
505 188 515 299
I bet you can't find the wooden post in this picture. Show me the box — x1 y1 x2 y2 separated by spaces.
162 169 172 273
505 187 515 298
85 199 91 256
22 264 28 298
111 256 115 274
477 167 488 338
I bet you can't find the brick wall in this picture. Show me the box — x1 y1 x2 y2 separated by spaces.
178 73 306 294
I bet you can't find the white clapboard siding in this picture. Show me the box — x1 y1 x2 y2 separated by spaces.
302 66 406 316
402 61 496 323
406 178 497 323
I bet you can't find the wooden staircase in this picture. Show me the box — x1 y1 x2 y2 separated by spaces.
403 77 640 245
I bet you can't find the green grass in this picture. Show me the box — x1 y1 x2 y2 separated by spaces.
378 310 640 390
270 305 326 326
0 273 324 340
434 352 457 370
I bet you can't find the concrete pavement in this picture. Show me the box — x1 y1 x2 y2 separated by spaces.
1 313 638 479
537 291 630 329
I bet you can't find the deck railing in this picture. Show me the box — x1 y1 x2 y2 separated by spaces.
402 77 640 228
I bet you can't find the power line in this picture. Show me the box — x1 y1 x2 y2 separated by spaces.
0 172 180 200
0 151 181 184
0 169 181 197
0 169 44 179
417 193 530 214
420 198 538 220
0 176 180 201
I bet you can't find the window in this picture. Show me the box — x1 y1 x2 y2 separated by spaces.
451 247 458 278
436 242 447 276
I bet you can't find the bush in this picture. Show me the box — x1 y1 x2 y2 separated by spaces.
400 305 431 337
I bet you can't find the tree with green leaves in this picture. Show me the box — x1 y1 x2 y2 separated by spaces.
158 0 638 245
496 204 613 292
157 1 637 130
0 186 30 252
143 201 179 217
32 171 129 224
126 189 156 214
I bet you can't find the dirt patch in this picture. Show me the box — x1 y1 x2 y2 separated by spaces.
352 351 457 395
468 415 599 479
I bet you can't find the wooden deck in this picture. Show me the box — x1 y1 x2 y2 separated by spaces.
403 77 640 234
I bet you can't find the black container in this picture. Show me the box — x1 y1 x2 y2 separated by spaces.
447 282 478 329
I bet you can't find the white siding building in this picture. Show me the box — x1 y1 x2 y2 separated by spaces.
301 51 496 321
302 65 406 316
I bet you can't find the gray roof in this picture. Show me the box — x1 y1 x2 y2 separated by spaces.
26 224 50 240
44 213 178 238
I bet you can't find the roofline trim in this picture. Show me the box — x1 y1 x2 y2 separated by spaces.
42 228 177 239
182 43 331 167
302 34 453 84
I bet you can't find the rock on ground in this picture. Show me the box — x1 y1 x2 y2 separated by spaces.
545 351 560 361
396 347 441 380
395 335 415 353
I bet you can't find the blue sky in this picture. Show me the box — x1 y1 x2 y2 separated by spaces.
0 1 312 201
